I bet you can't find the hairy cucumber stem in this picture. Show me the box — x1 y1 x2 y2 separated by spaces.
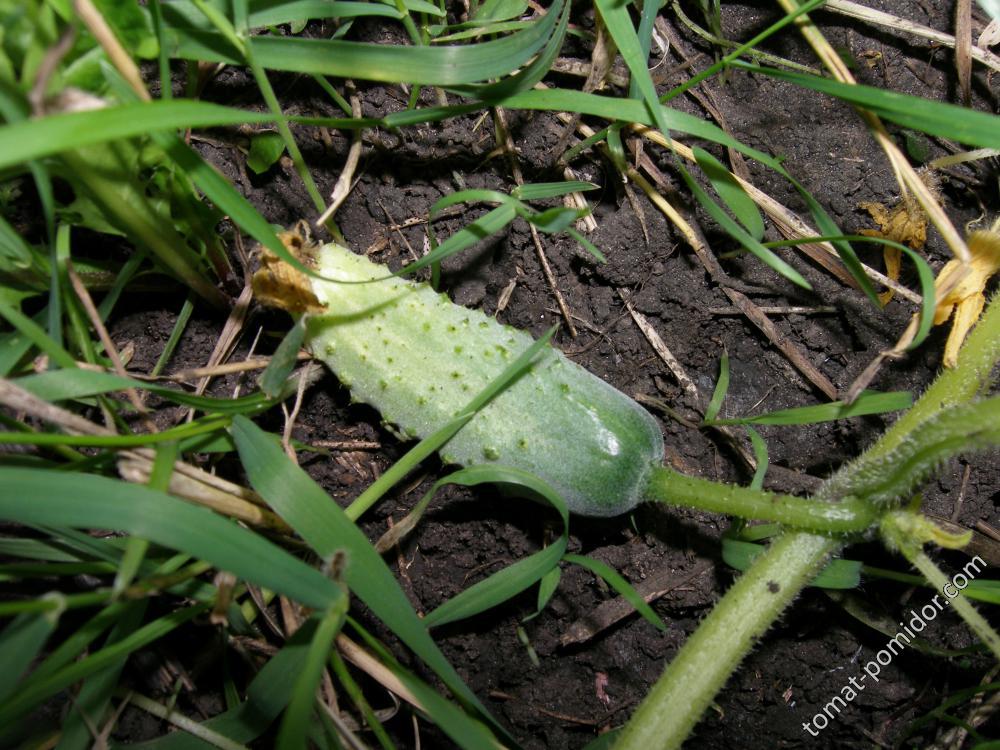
882 512 1000 661
645 468 877 533
617 293 1000 750
615 531 839 750
865 291 1000 461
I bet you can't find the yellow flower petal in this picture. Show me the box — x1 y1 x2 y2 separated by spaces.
943 293 986 368
933 219 1000 367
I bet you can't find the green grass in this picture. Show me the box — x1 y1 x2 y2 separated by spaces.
1 1 999 748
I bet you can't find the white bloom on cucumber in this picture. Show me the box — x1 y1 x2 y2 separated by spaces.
255 237 664 517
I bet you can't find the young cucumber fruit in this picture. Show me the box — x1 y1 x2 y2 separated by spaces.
264 240 664 517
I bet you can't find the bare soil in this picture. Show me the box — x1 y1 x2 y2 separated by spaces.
102 1 1000 747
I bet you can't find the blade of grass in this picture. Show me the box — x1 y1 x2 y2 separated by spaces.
422 465 569 628
0 468 347 611
562 553 667 632
694 147 765 241
163 0 565 86
746 427 769 491
734 61 1000 150
345 325 556 519
706 390 912 426
14 369 281 415
0 611 61 706
720 537 861 588
680 166 811 289
347 620 507 750
55 601 148 750
0 100 272 172
703 349 730 422
0 299 78 369
259 317 307 399
276 604 347 750
137 628 315 749
230 417 508 738
0 604 207 730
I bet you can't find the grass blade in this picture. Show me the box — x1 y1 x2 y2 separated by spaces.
0 612 60 706
0 604 207 729
164 0 565 86
721 537 861 589
55 601 147 750
703 349 730 422
707 390 913 426
562 554 667 632
746 427 769 491
229 416 505 735
0 468 346 611
419 464 568 627
136 629 314 749
694 147 765 241
735 62 1000 149
0 101 271 171
277 606 346 750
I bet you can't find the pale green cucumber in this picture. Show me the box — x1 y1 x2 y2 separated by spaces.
300 242 664 517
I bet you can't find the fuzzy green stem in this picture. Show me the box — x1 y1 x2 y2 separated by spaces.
614 531 839 750
646 467 876 533
909 550 1000 660
618 294 1000 749
866 291 1000 461
881 513 1000 661
818 293 1000 506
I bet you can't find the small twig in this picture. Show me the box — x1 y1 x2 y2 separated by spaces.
156 352 311 382
617 288 700 404
316 87 364 226
28 26 76 116
74 0 151 102
707 305 837 315
950 463 972 522
618 152 841 400
840 307 920 404
631 125 922 304
190 283 254 412
378 199 421 262
723 287 838 400
308 439 381 451
977 521 1000 543
494 105 578 337
67 261 159 432
955 0 973 106
822 0 1000 75
487 691 600 726
560 562 713 646
114 690 246 750
281 367 309 461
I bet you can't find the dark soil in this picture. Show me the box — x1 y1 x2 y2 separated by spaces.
101 1 1000 748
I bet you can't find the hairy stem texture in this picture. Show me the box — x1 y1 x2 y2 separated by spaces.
614 531 839 750
646 467 876 533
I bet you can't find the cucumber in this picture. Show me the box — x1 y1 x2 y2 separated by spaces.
256 239 664 517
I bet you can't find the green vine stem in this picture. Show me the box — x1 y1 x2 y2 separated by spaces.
614 531 839 749
645 468 876 533
848 292 1000 460
882 511 1000 660
615 292 1000 750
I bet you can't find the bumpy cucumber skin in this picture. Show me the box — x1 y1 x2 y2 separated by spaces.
306 243 664 517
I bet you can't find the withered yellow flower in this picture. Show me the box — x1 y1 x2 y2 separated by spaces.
934 219 1000 368
858 170 938 305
